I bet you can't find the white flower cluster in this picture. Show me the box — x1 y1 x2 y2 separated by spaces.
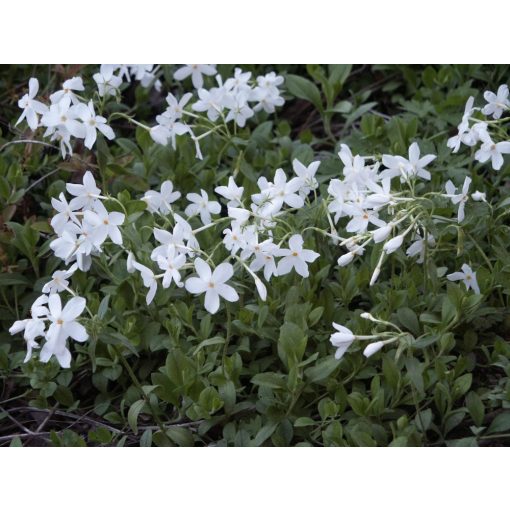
16 76 115 158
10 77 505 370
9 292 88 368
94 64 162 95
49 171 125 271
150 67 285 157
130 159 319 313
447 84 510 170
327 142 438 280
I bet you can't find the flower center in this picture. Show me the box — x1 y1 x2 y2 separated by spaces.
208 281 215 288
57 319 64 325
292 251 299 257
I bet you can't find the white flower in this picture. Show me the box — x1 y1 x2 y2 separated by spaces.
42 264 77 294
471 190 486 202
174 64 217 89
215 177 244 207
256 72 284 94
185 258 239 314
225 68 252 95
275 234 319 278
292 159 320 196
363 341 384 358
192 87 228 121
252 168 304 213
40 294 88 368
406 233 435 263
251 87 284 113
225 95 254 127
164 92 192 121
74 100 115 149
185 189 221 225
156 246 186 288
383 235 404 254
406 142 436 180
143 180 181 215
482 84 509 120
330 323 355 360
50 76 84 105
447 97 476 153
15 78 48 130
248 239 279 281
345 207 386 234
380 153 409 181
132 261 158 305
327 179 351 222
50 192 80 235
364 178 394 210
83 200 125 245
66 171 102 210
474 132 510 171
40 96 85 139
159 181 181 214
9 295 49 363
444 177 471 222
93 64 122 97
447 263 480 294
223 222 249 255
151 115 190 149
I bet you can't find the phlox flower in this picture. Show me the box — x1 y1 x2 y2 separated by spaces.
185 258 239 314
74 100 115 149
330 323 355 360
42 264 77 294
16 77 48 130
185 189 221 225
215 177 244 207
474 132 510 171
482 84 509 119
40 294 88 368
447 263 480 294
50 76 84 105
275 234 319 278
174 64 217 89
444 176 471 222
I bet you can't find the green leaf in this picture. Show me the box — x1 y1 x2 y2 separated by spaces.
294 417 316 427
127 399 145 435
397 307 420 336
278 321 307 368
466 392 485 427
166 427 194 447
0 273 29 286
487 412 510 434
328 64 352 89
305 356 338 383
285 74 323 112
251 372 287 389
251 422 278 446
192 336 225 356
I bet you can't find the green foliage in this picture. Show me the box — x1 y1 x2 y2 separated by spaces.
1 64 510 446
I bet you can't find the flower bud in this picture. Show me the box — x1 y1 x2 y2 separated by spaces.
471 191 486 202
360 312 376 321
369 267 380 286
383 234 404 254
363 341 384 358
373 224 392 243
126 252 136 273
337 252 354 267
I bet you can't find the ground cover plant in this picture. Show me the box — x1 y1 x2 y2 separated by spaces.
1 64 510 447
